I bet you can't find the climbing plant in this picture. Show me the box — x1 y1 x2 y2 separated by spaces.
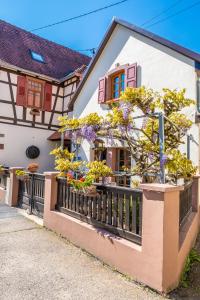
54 86 197 184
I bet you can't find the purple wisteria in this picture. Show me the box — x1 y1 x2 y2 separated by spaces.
81 125 97 142
118 125 126 134
107 130 115 146
119 101 131 120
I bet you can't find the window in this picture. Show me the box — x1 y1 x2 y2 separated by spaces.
16 75 52 111
94 139 107 161
115 148 131 187
98 63 137 104
27 78 44 109
111 72 125 99
30 50 45 63
116 149 131 172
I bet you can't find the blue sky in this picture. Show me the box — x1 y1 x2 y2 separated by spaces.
0 0 199 56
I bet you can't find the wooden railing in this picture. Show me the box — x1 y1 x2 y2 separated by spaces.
56 179 143 244
179 181 193 228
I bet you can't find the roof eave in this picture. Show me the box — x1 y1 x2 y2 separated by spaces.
67 18 118 111
115 18 200 63
0 59 78 83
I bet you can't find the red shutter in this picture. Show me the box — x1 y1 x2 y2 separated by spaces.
16 75 26 106
44 83 52 111
98 77 106 103
125 63 137 88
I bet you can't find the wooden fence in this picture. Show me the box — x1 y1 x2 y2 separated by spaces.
56 179 143 244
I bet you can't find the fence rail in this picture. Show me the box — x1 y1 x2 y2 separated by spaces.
56 179 143 244
179 181 193 228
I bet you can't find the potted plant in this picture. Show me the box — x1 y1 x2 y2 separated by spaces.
27 163 39 173
67 174 97 196
15 169 29 181
86 161 113 185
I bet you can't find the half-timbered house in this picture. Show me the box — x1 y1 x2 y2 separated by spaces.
68 18 200 186
0 19 90 170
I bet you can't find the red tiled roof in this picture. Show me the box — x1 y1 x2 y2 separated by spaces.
0 19 91 79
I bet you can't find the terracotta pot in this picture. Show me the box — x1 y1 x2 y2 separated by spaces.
84 185 99 197
86 185 97 194
71 186 99 197
27 166 39 173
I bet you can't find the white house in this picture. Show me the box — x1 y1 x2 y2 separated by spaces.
67 18 200 186
0 19 90 171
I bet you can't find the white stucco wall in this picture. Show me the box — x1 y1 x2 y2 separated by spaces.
63 78 77 111
72 24 199 167
0 123 57 171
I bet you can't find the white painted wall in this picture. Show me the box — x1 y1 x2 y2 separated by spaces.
63 78 77 111
72 24 199 167
0 123 57 171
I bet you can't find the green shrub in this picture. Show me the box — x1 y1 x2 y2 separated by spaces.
180 249 200 287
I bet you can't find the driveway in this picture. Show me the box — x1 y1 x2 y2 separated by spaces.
0 202 166 300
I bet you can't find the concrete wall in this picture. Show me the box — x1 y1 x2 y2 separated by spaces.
72 24 198 167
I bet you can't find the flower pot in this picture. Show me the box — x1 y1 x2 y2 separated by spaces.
84 185 99 197
99 177 106 185
27 164 39 173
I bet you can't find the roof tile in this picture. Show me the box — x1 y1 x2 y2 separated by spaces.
0 19 91 79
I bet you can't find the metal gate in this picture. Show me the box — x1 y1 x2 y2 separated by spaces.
18 173 45 218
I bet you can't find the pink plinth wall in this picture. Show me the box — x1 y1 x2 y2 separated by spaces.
42 173 200 293
0 188 6 201
7 167 23 206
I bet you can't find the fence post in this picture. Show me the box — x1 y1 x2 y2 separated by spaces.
158 112 165 183
7 167 24 207
140 183 183 292
43 172 59 226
